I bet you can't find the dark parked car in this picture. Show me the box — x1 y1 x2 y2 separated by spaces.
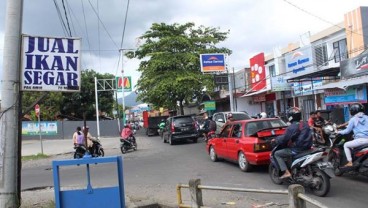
162 115 199 145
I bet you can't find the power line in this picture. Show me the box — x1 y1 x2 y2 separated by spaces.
65 0 77 36
115 0 131 76
87 0 119 49
52 0 68 36
97 0 101 71
120 0 131 49
80 0 93 68
61 0 72 37
282 0 368 40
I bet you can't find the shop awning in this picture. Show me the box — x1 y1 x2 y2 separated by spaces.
241 88 268 97
314 75 368 90
287 67 340 83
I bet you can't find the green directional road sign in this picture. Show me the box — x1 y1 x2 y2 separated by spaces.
116 76 132 92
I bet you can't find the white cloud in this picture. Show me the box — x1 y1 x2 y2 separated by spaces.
1 0 368 98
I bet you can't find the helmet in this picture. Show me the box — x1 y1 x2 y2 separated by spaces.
350 103 364 116
260 112 267 119
287 107 302 123
227 113 233 119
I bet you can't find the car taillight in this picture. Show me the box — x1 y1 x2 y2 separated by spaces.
254 143 271 152
171 123 175 132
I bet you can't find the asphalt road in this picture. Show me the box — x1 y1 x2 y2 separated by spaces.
22 130 368 207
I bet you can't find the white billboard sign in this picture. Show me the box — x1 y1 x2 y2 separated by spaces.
21 35 81 92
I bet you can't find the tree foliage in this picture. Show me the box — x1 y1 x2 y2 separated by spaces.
128 22 231 114
22 70 115 120
61 69 115 120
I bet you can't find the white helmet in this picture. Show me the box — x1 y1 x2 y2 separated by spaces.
260 112 267 119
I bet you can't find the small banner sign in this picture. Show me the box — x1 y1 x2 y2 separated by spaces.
204 101 216 111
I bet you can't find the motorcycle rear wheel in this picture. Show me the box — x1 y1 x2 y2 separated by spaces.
73 152 83 159
310 168 330 197
98 148 105 157
269 164 283 185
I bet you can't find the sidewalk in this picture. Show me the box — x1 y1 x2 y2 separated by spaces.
22 136 121 156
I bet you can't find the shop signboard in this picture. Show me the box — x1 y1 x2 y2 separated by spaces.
341 50 368 79
21 35 81 92
200 54 226 73
285 46 314 78
325 85 367 105
204 101 216 111
271 76 291 91
292 79 322 96
116 76 132 92
22 121 58 136
250 53 266 91
253 94 266 102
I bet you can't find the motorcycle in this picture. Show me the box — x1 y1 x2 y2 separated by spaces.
90 137 105 157
73 144 87 159
269 144 335 197
327 132 368 177
312 122 336 148
120 135 137 154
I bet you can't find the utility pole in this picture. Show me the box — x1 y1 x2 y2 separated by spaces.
119 49 126 126
0 0 23 207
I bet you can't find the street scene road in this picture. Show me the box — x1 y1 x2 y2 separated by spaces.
21 130 368 208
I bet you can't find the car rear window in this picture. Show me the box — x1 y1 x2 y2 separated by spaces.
174 117 194 125
232 113 251 121
246 119 287 135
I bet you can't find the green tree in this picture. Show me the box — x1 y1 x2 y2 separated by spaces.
128 22 231 115
61 69 115 119
22 70 115 120
22 92 63 121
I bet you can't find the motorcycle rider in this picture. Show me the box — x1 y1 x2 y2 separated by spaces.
121 124 136 145
272 107 313 179
337 103 368 167
259 112 267 119
73 126 84 146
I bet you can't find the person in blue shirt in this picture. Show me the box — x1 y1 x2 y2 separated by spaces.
337 103 368 167
272 107 313 179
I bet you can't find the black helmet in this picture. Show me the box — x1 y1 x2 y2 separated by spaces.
349 103 364 116
287 107 302 123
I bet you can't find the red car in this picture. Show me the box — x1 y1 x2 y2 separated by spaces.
206 118 287 172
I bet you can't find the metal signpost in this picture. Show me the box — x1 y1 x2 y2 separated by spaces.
35 104 43 154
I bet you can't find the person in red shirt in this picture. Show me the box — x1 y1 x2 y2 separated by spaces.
308 111 316 127
121 124 133 139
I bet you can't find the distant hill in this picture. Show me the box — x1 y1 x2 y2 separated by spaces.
118 92 142 107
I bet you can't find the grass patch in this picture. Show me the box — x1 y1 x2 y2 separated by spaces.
22 153 49 161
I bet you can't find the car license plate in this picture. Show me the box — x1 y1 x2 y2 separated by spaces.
182 128 189 131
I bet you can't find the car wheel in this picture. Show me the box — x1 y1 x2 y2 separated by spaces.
238 151 252 172
209 146 218 162
169 136 175 145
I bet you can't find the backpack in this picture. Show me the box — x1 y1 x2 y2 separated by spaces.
209 120 217 131
293 121 312 151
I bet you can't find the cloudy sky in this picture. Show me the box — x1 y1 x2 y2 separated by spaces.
0 0 367 97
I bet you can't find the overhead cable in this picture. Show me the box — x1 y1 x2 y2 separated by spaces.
61 0 72 37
